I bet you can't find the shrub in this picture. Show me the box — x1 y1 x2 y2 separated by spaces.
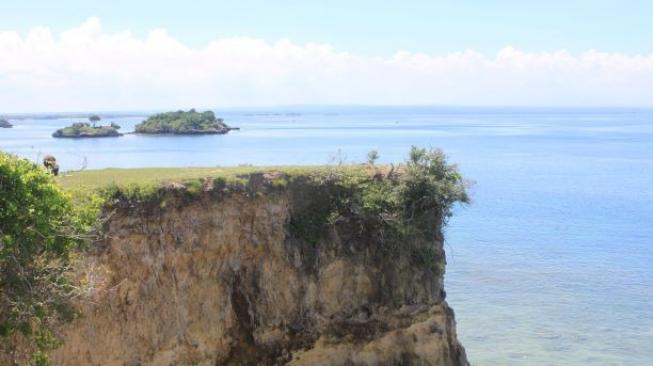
288 146 469 256
0 153 97 364
367 150 379 165
398 146 469 221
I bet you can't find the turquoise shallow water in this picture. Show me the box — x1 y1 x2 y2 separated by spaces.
2 107 652 365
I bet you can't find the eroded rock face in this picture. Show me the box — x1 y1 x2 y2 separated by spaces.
51 179 469 366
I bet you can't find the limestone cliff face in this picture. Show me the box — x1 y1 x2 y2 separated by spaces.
52 175 469 366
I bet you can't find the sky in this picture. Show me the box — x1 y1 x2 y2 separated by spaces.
1 0 653 112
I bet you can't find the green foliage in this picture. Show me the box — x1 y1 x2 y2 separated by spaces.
287 147 469 269
289 204 333 245
32 351 50 366
135 109 229 134
410 246 442 272
88 115 101 127
0 118 11 128
182 179 203 196
99 182 161 205
400 146 469 220
367 149 379 165
0 153 98 363
52 122 121 138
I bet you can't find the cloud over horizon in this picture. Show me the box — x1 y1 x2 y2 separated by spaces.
1 18 653 112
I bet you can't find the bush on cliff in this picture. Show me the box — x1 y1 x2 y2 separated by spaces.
399 146 469 220
0 153 99 364
288 146 469 265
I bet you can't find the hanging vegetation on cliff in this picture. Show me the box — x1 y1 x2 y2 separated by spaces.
286 146 469 270
0 153 99 365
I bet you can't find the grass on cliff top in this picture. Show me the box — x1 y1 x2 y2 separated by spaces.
57 165 359 192
56 147 470 226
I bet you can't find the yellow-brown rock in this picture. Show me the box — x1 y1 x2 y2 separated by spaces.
47 173 468 366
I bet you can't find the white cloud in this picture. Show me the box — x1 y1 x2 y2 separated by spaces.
1 18 653 112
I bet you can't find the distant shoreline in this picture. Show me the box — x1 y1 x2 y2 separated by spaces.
4 112 151 120
4 105 653 120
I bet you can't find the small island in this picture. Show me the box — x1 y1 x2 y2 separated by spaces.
0 118 12 128
53 115 122 138
134 109 233 135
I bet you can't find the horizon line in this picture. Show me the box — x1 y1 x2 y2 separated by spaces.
4 104 653 117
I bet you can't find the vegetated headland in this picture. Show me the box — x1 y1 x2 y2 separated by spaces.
1 147 470 366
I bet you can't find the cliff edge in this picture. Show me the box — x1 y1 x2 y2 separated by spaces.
10 157 468 366
48 163 469 365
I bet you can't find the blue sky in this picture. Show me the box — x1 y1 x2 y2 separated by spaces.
1 1 653 111
2 0 652 55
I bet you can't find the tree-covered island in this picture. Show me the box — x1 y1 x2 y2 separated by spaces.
0 118 12 128
52 122 122 138
52 115 122 138
134 109 233 135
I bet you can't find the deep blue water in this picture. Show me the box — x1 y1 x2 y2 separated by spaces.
2 107 652 365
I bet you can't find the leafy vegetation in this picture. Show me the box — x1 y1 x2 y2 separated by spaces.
59 148 469 265
0 153 100 364
0 118 12 128
52 122 121 138
400 146 469 219
366 149 379 165
58 148 468 224
135 109 231 134
88 114 101 127
286 147 469 271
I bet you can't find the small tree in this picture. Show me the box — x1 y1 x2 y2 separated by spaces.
398 146 469 220
0 153 97 364
88 115 101 127
367 150 379 165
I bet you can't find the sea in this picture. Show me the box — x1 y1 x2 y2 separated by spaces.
2 106 652 366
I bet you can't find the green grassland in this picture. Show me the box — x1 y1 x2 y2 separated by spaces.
57 165 355 193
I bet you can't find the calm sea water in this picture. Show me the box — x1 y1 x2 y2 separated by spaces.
2 107 652 365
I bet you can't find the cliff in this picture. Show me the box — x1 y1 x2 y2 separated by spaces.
38 166 469 366
0 158 468 365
